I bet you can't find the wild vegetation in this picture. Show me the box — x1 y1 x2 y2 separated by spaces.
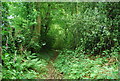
1 2 119 79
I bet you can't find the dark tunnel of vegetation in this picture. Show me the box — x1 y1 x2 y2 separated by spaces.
1 2 119 79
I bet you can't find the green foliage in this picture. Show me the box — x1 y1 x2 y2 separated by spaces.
54 49 118 79
0 63 2 80
2 2 119 54
47 24 66 49
42 3 119 54
2 51 48 79
2 2 40 53
1 2 119 79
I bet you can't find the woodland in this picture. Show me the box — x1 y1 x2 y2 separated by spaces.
1 2 120 79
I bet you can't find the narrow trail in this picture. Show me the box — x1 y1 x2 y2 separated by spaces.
37 49 63 79
45 50 63 79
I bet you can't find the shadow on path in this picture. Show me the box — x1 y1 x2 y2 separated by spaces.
37 49 63 79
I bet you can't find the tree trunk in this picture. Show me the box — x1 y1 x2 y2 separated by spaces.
32 2 41 42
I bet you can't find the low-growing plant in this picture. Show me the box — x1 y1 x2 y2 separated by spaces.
2 51 48 79
54 49 118 79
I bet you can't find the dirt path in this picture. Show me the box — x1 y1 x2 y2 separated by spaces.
45 50 63 79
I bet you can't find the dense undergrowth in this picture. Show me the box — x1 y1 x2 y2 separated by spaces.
2 51 48 79
54 47 119 79
1 2 119 79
